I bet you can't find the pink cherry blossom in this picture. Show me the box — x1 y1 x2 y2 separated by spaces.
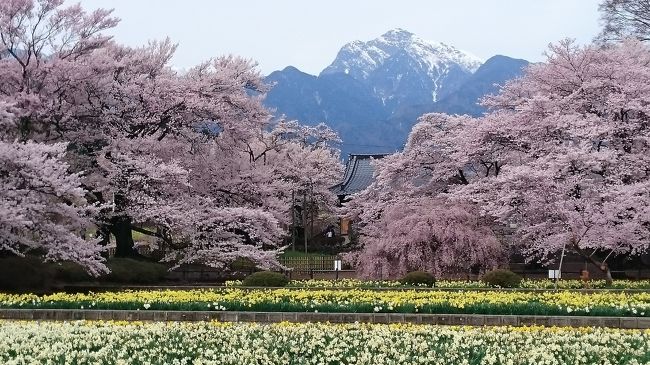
0 0 342 272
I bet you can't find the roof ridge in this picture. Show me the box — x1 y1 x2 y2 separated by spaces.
347 153 392 157
331 154 389 196
340 155 359 188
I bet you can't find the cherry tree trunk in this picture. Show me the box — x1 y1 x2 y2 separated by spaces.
590 258 614 286
574 245 614 286
111 217 138 258
602 265 614 286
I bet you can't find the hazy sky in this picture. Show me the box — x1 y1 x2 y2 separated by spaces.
74 0 602 75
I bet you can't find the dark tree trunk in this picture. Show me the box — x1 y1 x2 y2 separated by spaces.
96 225 112 259
97 225 111 246
111 216 138 257
572 242 614 286
85 190 113 257
604 266 613 285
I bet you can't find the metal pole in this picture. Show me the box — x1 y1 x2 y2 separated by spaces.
291 190 296 251
556 240 567 290
302 192 308 254
309 184 314 250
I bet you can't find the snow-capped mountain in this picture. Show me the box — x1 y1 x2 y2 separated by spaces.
264 29 528 157
323 29 482 79
321 29 483 111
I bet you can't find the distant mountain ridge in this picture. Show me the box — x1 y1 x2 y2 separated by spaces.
264 29 529 156
322 29 482 112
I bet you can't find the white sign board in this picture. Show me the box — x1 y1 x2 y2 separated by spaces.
548 269 561 279
334 260 342 271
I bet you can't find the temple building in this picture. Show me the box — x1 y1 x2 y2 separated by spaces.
331 153 389 237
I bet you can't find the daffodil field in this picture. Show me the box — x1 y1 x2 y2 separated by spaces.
2 288 649 316
3 283 649 364
227 279 650 290
0 321 648 365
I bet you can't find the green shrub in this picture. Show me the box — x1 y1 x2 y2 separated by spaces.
102 258 169 284
400 271 436 287
482 269 522 288
242 271 289 287
0 256 55 291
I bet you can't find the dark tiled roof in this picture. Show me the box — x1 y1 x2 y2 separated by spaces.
331 154 389 196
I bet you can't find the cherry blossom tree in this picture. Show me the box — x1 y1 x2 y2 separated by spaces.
0 0 342 271
79 49 283 260
597 0 650 43
122 120 342 269
445 40 650 282
350 197 503 279
346 114 505 279
243 121 343 226
350 40 650 281
0 104 107 275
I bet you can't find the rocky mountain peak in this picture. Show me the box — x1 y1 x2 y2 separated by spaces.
320 29 483 109
379 28 415 43
322 29 482 79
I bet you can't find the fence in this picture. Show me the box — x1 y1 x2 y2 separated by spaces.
279 255 339 272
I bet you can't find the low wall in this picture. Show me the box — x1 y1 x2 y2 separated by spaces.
1 309 648 329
